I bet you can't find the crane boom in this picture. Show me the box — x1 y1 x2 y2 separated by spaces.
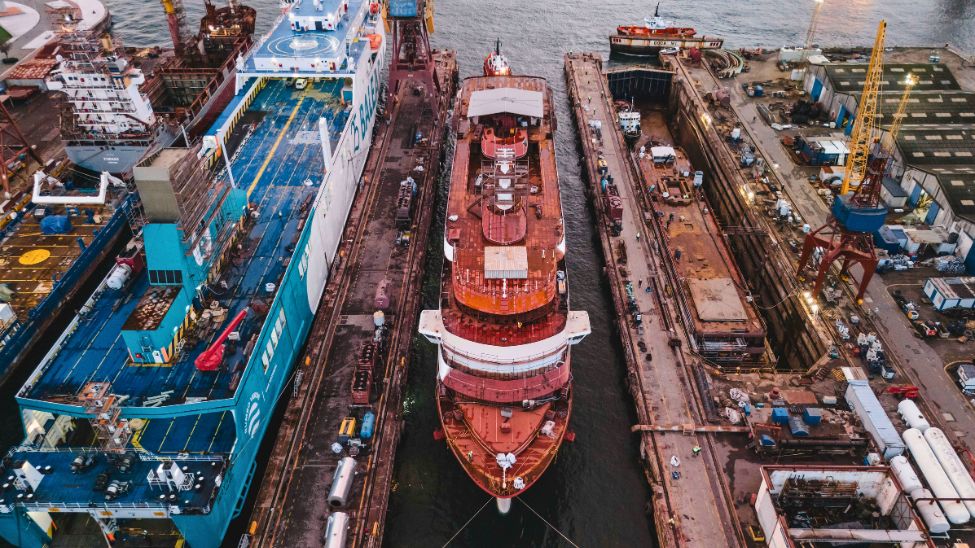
887 73 916 144
840 19 886 195
804 0 824 50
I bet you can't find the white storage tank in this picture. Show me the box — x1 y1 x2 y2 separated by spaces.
897 399 930 432
890 455 924 495
327 457 357 508
903 428 969 524
924 427 975 518
912 488 951 534
323 511 349 548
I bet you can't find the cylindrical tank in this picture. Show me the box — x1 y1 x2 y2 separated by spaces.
360 411 375 440
924 427 975 518
373 310 385 328
912 488 951 534
897 399 930 432
106 263 132 290
327 457 357 508
323 511 349 548
903 428 969 524
890 455 924 495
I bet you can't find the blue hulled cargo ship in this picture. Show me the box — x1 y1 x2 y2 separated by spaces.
0 0 385 545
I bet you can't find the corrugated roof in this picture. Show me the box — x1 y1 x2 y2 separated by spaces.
468 88 544 118
826 63 960 93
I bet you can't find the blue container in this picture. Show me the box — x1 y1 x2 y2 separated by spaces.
832 195 888 233
802 407 823 426
360 411 375 440
771 407 790 425
742 403 751 416
788 416 809 437
388 0 418 17
759 434 776 446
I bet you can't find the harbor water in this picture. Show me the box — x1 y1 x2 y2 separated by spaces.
4 1 969 546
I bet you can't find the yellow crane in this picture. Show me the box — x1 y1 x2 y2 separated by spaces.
840 19 886 195
887 72 916 144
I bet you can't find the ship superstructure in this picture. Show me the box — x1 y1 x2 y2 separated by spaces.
419 69 590 513
48 2 256 174
46 30 165 173
0 0 385 545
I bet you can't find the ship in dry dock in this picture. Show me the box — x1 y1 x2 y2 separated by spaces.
419 54 591 513
637 143 766 367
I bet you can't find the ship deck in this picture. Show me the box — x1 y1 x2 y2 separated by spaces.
441 76 568 347
0 197 122 317
635 135 765 343
20 79 344 408
242 0 369 76
0 449 225 511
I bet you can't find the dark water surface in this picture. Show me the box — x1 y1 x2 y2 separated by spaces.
9 1 971 546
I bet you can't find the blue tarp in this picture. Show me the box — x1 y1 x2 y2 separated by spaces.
39 215 72 235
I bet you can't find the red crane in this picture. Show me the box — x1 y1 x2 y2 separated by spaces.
195 308 249 371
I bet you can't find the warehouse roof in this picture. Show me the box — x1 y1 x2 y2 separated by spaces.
826 63 960 93
915 166 975 222
896 126 975 166
872 91 975 128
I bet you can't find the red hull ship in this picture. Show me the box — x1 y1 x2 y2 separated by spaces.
610 3 723 57
419 52 590 513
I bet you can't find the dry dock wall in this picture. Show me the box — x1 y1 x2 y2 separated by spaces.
665 69 828 371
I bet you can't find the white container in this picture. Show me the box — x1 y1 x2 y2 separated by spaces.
327 457 357 508
903 428 969 524
897 399 931 432
324 511 349 548
912 488 951 534
106 263 132 290
890 455 924 495
924 427 975 518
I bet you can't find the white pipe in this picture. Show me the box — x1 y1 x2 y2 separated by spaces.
32 171 112 205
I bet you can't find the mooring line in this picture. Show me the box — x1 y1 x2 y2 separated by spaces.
442 497 493 547
518 497 581 548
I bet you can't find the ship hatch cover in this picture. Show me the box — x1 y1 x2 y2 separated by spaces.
688 278 747 321
468 88 544 118
484 246 528 279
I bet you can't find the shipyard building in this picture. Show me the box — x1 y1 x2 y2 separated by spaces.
802 51 975 272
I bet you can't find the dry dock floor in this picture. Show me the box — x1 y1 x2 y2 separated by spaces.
565 53 741 547
678 53 975 449
245 56 455 548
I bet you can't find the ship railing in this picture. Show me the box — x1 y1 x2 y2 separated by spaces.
6 445 227 463
17 501 170 511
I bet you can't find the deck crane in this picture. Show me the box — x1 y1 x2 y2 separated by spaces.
160 0 190 55
0 101 42 197
796 20 888 303
385 0 441 109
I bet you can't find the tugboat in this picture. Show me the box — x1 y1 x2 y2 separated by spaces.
483 38 511 77
610 3 723 57
420 48 591 514
617 99 642 146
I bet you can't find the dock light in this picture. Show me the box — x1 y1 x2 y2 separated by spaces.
701 113 712 127
903 73 917 87
802 290 811 300
811 303 820 315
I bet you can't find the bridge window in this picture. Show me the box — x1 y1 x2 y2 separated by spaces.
148 269 183 285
